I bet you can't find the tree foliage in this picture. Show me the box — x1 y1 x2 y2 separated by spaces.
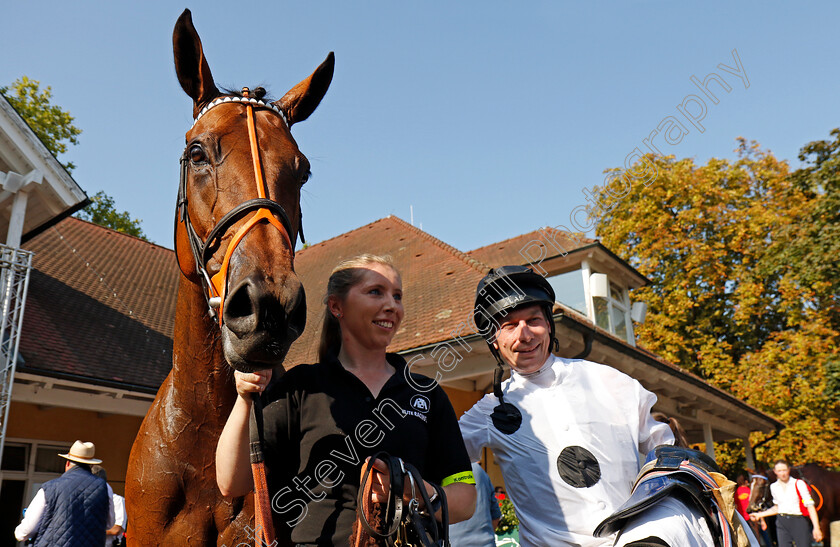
0 76 82 172
1 77 147 240
76 191 148 241
589 136 840 467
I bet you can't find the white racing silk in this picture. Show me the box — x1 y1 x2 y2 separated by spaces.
459 355 674 547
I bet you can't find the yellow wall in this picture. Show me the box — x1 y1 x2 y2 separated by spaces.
6 402 145 495
442 385 483 418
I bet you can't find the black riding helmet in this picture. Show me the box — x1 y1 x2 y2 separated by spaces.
474 265 559 434
474 265 559 348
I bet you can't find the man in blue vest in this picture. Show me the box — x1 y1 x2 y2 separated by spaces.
15 440 114 546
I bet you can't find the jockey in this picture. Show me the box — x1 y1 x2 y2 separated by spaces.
458 265 675 547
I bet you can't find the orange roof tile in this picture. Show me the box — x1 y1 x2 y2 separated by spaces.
21 217 178 390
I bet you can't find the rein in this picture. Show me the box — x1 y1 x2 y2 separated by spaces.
249 394 275 546
176 88 304 324
354 452 449 547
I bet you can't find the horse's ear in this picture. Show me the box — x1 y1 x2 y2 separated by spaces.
275 52 335 126
173 9 220 117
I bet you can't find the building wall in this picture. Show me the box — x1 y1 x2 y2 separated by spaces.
441 386 483 418
6 402 144 495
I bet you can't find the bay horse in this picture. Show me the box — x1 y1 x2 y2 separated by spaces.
748 464 840 545
125 9 333 546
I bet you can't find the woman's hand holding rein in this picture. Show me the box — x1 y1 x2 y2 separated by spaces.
216 369 272 497
233 369 272 400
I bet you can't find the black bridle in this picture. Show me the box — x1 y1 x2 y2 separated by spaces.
356 452 449 547
175 89 305 324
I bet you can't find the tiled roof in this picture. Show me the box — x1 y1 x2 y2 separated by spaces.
284 216 490 366
21 218 178 391
467 227 595 268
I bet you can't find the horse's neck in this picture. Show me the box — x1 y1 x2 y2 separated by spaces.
170 276 237 417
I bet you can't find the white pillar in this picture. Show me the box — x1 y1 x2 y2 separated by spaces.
703 423 715 460
581 260 593 322
6 190 28 248
743 437 755 470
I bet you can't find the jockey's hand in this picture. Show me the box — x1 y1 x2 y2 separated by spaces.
233 370 272 400
748 512 759 522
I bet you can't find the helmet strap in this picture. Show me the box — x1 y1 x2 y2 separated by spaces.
488 344 522 434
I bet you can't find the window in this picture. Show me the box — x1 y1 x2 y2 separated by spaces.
1 444 28 471
592 279 633 344
547 271 587 315
1 440 68 510
609 283 628 340
35 446 69 474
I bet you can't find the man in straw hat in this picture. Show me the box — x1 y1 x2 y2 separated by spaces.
15 440 114 546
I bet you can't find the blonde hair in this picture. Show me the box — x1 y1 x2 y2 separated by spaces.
318 254 400 362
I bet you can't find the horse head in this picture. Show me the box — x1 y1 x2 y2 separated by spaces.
747 469 774 512
172 9 333 371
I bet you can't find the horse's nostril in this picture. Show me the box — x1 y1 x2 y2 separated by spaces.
225 282 255 320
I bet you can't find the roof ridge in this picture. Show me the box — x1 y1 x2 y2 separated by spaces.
384 216 490 275
468 225 591 255
296 217 396 255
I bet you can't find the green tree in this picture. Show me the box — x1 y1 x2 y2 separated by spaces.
589 138 840 466
76 191 148 241
0 76 81 172
1 77 147 240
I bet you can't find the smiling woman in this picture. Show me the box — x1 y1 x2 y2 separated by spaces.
216 254 477 546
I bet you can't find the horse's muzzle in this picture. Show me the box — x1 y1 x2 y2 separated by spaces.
221 274 306 371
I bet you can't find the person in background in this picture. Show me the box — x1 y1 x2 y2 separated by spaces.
494 486 506 503
14 441 114 547
91 466 126 547
449 462 502 546
735 474 751 521
749 459 823 546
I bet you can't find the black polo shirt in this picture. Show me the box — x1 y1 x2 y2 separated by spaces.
261 353 471 547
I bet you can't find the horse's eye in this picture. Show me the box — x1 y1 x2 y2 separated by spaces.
189 144 207 164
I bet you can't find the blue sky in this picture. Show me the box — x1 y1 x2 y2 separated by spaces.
3 2 839 252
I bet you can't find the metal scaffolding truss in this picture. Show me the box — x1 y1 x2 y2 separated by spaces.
0 244 32 459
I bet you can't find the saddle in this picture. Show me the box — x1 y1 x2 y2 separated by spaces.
351 452 449 547
595 446 754 547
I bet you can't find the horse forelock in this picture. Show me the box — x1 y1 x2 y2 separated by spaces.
219 85 273 101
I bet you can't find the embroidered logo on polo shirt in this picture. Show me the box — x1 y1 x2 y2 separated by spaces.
410 394 430 413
